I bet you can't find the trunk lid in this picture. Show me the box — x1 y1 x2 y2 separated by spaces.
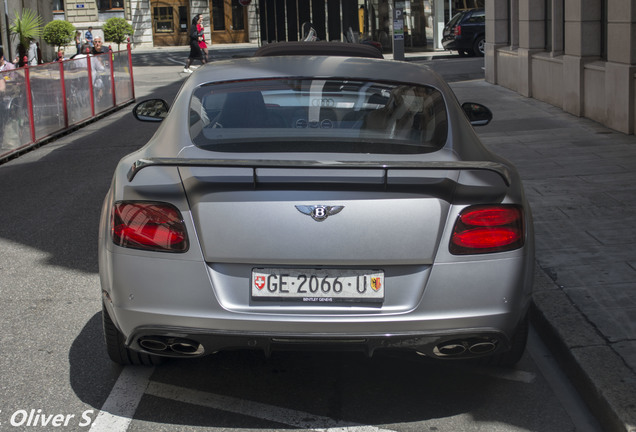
178 164 506 265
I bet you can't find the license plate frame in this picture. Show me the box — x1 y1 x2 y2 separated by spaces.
251 268 384 303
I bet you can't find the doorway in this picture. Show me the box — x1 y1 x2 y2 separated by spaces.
210 0 249 43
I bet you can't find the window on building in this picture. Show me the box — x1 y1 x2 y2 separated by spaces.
508 0 519 48
232 0 245 31
544 0 564 55
53 0 64 12
179 6 188 33
600 0 607 59
545 0 552 51
154 7 174 33
212 0 226 31
99 0 124 10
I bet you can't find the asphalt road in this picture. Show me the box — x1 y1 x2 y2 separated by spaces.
0 49 602 431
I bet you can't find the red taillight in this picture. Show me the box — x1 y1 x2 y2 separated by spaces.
455 25 462 36
111 202 188 252
450 205 524 255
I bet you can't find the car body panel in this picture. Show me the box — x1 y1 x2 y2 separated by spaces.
183 174 448 265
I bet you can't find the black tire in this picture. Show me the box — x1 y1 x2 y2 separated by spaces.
102 303 164 366
473 36 485 57
481 314 529 367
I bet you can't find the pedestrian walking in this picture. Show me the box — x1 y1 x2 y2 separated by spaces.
75 31 82 54
85 26 94 49
197 16 209 62
183 15 206 73
27 40 38 66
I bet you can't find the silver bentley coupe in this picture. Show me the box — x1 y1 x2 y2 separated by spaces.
98 43 534 367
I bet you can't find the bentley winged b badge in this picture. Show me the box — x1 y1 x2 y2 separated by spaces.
295 205 344 222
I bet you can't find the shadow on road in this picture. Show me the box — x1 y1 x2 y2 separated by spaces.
70 312 560 430
0 79 184 274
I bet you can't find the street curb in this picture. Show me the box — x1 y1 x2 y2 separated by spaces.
530 267 636 432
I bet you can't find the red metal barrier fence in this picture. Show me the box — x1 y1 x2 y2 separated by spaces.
0 44 135 161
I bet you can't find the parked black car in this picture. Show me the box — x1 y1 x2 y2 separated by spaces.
442 8 485 57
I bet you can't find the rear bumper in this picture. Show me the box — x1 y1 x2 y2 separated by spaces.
441 37 472 52
101 241 534 360
125 324 514 360
442 39 458 50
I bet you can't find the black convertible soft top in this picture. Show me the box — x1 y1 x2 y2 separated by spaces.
253 41 384 59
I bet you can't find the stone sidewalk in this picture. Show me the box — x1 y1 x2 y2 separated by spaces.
447 79 636 432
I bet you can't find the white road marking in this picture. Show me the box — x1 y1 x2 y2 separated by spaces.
167 56 185 65
527 327 603 432
145 381 398 432
87 348 539 432
89 366 154 432
167 56 200 68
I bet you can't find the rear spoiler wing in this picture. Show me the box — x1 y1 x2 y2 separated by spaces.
128 158 512 186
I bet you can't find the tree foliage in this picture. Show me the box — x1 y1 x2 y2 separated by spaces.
43 20 76 51
9 8 43 50
103 17 133 50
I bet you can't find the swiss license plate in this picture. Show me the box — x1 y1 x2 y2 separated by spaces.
251 268 384 303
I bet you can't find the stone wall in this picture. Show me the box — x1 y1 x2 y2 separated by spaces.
485 0 636 135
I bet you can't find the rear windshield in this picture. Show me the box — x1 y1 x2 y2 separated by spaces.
189 78 448 154
447 12 465 27
466 10 485 23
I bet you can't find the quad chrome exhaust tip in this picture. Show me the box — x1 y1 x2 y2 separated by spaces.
431 338 498 358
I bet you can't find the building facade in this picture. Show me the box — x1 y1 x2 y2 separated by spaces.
0 0 54 63
6 1 631 135
52 0 258 48
485 0 636 135
235 0 484 51
45 1 483 51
